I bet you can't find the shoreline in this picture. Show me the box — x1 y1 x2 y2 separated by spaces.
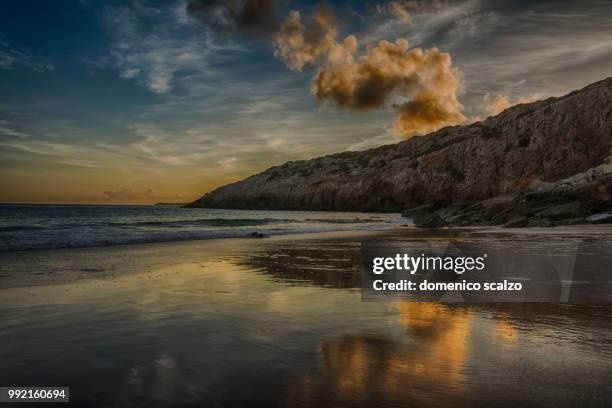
0 229 387 290
0 206 403 252
0 227 396 253
3 224 612 291
5 219 612 254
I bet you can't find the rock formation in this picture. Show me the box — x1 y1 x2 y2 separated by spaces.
187 77 612 226
402 156 612 228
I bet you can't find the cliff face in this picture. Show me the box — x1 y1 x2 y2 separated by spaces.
188 77 612 212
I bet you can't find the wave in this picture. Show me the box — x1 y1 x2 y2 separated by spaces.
0 225 47 232
0 218 295 232
0 223 396 251
304 217 387 224
107 217 296 228
0 211 400 251
1 230 250 251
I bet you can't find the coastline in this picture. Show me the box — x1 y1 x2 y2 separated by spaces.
3 223 612 290
0 205 403 252
0 229 387 290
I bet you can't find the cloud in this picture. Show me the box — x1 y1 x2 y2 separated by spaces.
356 0 612 122
0 121 31 139
361 0 481 48
483 93 541 116
389 2 413 24
0 141 84 157
376 1 413 24
274 7 465 138
273 6 340 71
104 2 220 94
186 0 280 36
0 38 54 72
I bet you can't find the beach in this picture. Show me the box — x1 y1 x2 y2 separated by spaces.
2 228 612 407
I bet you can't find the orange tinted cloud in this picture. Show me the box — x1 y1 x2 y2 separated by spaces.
389 1 413 24
484 93 540 116
273 7 340 71
274 8 465 138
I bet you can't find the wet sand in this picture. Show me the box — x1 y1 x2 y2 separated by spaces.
1 228 612 407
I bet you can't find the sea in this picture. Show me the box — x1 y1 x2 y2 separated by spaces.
0 204 404 251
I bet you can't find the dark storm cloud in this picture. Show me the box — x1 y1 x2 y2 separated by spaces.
186 0 281 36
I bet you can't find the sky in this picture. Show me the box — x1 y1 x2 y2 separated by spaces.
0 0 611 204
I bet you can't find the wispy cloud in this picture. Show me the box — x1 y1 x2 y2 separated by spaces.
0 37 54 72
103 1 242 94
0 120 31 139
360 0 482 48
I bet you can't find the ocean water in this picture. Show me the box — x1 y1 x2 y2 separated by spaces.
0 204 403 251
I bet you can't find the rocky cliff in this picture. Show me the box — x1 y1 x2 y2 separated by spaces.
188 77 612 212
